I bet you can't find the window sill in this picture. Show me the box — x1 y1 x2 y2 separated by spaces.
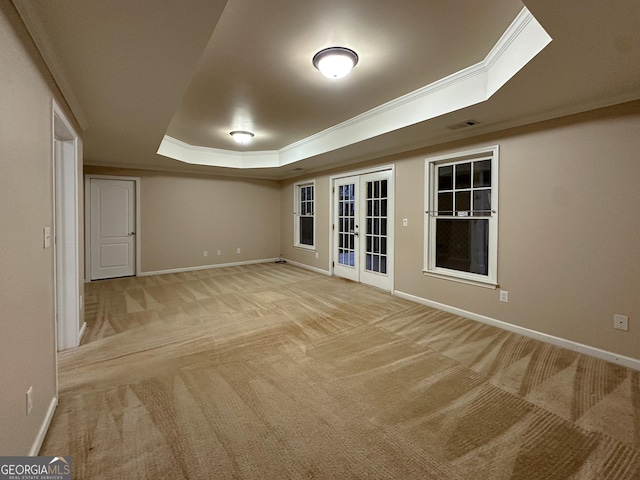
293 244 316 251
422 269 497 289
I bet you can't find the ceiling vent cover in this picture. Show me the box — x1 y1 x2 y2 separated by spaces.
446 120 479 130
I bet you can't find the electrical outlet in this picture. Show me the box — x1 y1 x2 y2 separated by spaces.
614 314 629 331
315 252 319 259
203 250 208 257
499 290 509 303
217 250 221 256
236 248 241 254
402 218 408 227
26 387 33 415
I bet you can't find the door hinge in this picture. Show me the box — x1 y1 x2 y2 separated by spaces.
332 261 335 268
332 187 335 194
332 224 335 230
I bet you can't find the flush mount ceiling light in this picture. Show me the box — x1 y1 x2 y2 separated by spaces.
229 130 254 145
312 47 359 79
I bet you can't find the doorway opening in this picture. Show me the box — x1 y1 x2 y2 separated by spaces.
53 101 84 351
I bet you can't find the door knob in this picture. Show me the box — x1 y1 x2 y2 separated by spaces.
128 232 136 236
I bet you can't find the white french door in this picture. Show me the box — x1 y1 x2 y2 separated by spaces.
334 176 359 282
333 169 394 291
90 178 136 280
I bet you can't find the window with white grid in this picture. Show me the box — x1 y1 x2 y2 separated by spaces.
424 146 499 286
294 181 315 249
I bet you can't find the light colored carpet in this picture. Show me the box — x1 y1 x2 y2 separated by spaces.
41 263 640 479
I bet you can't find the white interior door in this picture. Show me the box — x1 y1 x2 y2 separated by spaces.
90 178 136 280
333 170 394 291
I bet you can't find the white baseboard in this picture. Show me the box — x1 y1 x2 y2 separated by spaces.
282 259 331 276
139 258 278 277
29 396 57 456
393 290 640 371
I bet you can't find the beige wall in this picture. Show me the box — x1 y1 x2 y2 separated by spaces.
0 1 83 455
281 101 640 361
85 167 281 273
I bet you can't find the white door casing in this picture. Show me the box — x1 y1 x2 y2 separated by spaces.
53 101 83 353
332 167 394 291
90 178 136 280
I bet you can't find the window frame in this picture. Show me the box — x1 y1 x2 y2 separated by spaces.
294 180 316 250
424 145 499 288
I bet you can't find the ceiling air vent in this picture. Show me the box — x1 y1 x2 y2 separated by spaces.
446 120 479 130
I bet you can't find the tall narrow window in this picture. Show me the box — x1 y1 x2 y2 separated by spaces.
424 146 499 286
294 181 315 249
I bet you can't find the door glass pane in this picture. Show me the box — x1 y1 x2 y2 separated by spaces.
338 183 356 267
364 179 389 275
435 219 488 275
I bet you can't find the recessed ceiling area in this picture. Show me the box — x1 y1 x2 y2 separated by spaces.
157 6 551 170
164 0 524 152
13 0 640 179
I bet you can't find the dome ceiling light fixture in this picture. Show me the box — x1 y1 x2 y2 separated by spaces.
312 46 359 79
230 130 254 145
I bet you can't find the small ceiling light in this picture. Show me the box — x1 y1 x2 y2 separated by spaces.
312 47 359 79
230 130 254 145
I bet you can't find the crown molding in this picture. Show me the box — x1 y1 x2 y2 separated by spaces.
157 135 281 168
13 0 90 131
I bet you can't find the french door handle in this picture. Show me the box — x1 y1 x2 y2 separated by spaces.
128 232 136 236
